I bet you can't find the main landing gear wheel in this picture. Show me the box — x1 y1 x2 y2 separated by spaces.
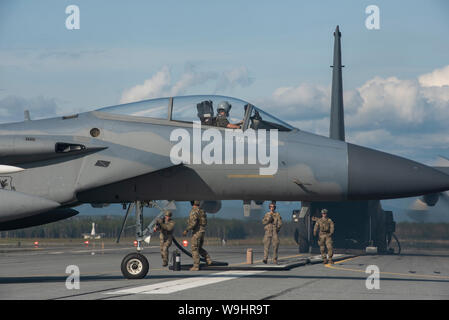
121 253 149 279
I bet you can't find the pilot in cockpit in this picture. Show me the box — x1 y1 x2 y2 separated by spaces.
215 101 243 129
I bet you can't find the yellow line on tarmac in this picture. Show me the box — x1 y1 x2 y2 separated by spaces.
325 256 449 280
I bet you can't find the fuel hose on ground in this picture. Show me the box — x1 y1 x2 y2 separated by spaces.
172 236 227 266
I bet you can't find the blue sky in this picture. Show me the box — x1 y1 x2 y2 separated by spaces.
1 0 449 164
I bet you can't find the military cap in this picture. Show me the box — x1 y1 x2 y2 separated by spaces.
193 200 201 206
321 209 328 214
164 210 172 217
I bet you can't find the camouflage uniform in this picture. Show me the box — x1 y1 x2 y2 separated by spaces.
157 217 175 266
262 211 282 262
215 114 230 128
185 207 212 269
313 217 334 263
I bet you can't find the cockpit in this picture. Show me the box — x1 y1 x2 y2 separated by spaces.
96 95 294 132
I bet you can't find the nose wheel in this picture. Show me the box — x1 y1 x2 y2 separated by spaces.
121 252 149 279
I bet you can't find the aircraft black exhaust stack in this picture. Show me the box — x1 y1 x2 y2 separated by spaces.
329 25 345 142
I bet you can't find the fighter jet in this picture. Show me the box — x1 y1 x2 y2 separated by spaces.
1 26 448 278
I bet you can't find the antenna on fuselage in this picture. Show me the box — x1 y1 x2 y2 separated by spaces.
24 110 31 121
329 25 345 142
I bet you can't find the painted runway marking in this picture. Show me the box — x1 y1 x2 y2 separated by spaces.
105 270 265 295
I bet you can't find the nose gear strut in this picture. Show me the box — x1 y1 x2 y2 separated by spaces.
119 200 166 279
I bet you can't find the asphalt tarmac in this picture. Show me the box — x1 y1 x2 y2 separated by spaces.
1 242 449 300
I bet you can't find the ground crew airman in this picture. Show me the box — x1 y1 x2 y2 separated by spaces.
313 208 334 264
182 201 212 271
262 202 282 264
154 210 175 267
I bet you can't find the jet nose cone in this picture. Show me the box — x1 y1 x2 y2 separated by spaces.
347 144 449 200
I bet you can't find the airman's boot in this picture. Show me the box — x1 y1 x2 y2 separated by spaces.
190 265 200 271
263 258 268 264
328 259 334 264
323 258 328 264
273 259 278 265
206 256 213 266
162 261 168 267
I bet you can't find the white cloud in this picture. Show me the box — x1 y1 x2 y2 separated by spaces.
120 65 253 104
348 76 429 128
120 66 172 103
253 83 331 122
419 65 449 87
170 65 217 97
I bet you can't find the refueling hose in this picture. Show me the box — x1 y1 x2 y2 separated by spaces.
172 236 207 262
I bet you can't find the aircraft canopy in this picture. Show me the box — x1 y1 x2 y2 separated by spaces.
96 95 294 131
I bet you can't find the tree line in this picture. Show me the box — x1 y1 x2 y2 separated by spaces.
0 215 297 240
1 216 449 240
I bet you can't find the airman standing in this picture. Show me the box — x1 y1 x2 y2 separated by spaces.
182 201 212 271
154 210 175 267
313 209 335 264
262 202 283 264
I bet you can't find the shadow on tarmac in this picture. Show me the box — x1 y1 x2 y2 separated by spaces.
1 272 449 285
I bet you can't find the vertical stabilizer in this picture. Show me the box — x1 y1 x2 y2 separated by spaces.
329 25 345 141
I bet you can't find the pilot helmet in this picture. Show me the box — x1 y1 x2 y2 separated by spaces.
217 101 231 116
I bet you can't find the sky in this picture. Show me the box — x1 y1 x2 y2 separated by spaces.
1 1 448 221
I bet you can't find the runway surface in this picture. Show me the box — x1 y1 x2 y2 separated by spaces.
1 243 449 300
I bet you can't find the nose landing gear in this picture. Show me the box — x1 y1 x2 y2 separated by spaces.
118 200 166 279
